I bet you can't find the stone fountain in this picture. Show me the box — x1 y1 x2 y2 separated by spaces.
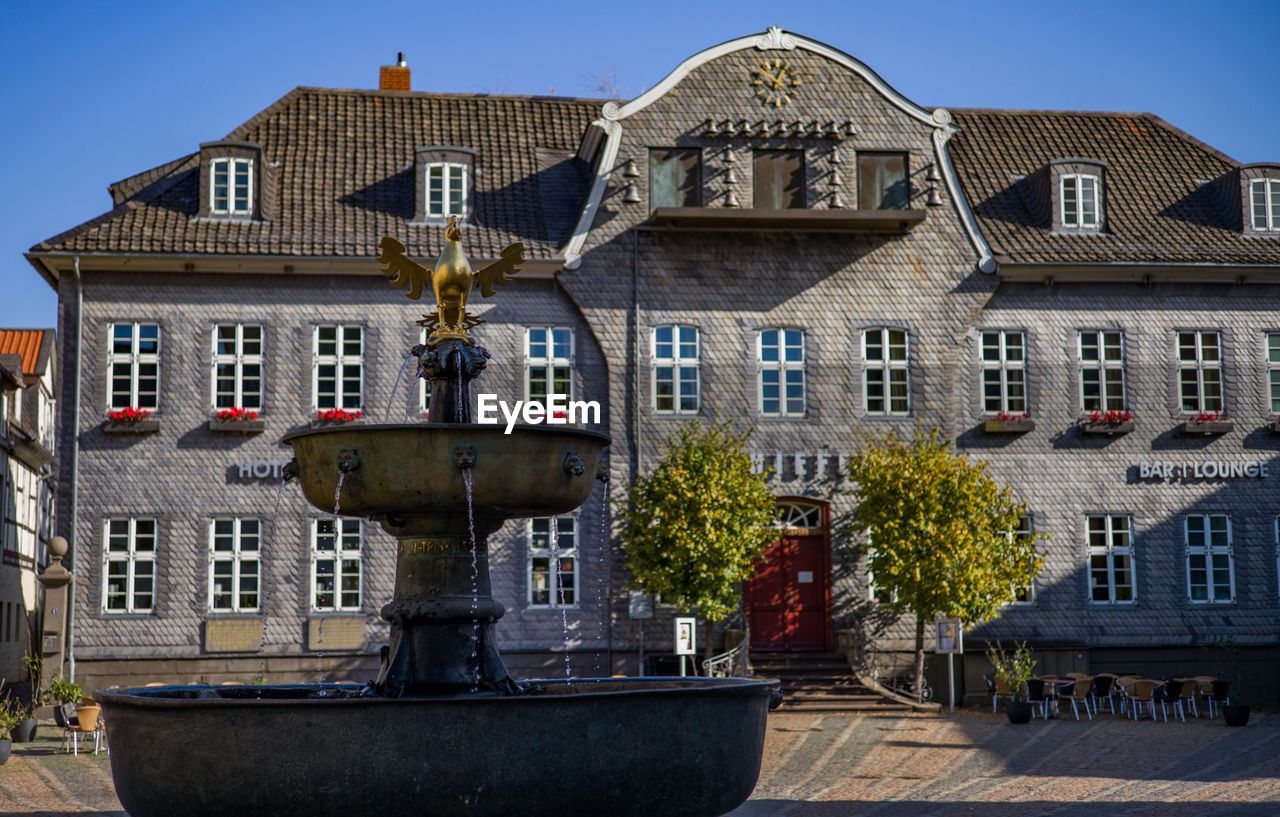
98 218 777 817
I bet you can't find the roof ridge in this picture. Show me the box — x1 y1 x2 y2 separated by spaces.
290 85 614 105
949 107 1160 118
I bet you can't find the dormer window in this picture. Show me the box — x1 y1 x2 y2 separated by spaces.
426 162 467 218
1251 178 1280 231
415 147 475 223
1061 174 1099 228
210 158 253 215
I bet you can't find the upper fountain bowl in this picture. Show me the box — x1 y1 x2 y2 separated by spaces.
282 423 609 532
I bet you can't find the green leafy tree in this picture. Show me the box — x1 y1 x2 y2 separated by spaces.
622 421 777 659
848 429 1044 700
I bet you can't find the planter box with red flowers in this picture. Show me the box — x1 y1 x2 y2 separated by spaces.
209 407 265 434
103 407 160 434
1181 412 1234 435
313 408 364 427
983 412 1035 434
1079 409 1135 435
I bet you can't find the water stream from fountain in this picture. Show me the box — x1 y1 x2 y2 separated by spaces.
410 354 425 420
333 471 346 523
596 485 608 676
384 353 415 422
463 468 481 692
551 519 572 678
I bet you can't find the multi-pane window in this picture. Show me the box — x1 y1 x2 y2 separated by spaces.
212 324 263 411
753 149 805 209
857 152 908 210
210 158 253 215
1078 330 1126 412
312 519 362 612
209 518 260 613
980 331 1027 414
652 325 699 413
1087 514 1135 604
1251 179 1280 231
525 327 573 405
1178 331 1224 413
313 326 363 411
103 518 156 613
1185 514 1234 604
1267 334 1280 415
528 516 577 608
649 148 701 209
862 328 909 415
1061 174 1100 228
758 328 805 417
425 162 467 218
1009 514 1035 604
108 322 160 410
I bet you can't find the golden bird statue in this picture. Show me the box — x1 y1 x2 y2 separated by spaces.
377 216 525 345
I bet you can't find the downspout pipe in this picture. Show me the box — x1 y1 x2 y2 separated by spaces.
67 255 82 682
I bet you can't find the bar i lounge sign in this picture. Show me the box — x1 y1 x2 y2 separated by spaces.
1135 460 1270 482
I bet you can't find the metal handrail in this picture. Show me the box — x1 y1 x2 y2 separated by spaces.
702 642 746 677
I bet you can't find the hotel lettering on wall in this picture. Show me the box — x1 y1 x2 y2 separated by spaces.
1134 461 1270 482
234 459 292 480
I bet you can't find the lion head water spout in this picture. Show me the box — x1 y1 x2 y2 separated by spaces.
97 221 777 817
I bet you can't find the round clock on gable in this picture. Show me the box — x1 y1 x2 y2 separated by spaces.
750 57 801 108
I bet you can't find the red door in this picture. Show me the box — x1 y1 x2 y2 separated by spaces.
745 531 828 651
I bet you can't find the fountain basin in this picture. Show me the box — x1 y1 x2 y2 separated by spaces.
282 423 610 530
99 677 777 817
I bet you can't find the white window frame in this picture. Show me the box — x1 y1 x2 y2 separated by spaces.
979 330 1027 414
107 322 161 411
1185 514 1235 605
524 327 574 406
862 327 910 416
1061 173 1100 228
1266 333 1280 415
1086 514 1136 605
757 328 806 417
211 324 264 412
1078 330 1126 412
651 325 700 414
312 325 364 411
311 518 363 612
1250 178 1280 231
208 517 260 613
527 515 578 609
210 157 253 216
102 517 156 613
425 161 468 219
1007 514 1036 605
37 385 54 449
1177 330 1224 414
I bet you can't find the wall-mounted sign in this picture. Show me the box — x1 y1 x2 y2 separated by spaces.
1136 461 1269 482
235 459 292 480
936 619 963 655
674 617 697 656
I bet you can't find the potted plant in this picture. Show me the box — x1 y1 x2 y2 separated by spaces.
1223 700 1250 726
49 676 85 728
12 653 44 743
986 640 1037 724
983 411 1035 434
0 693 21 765
1079 408 1135 435
104 406 159 434
209 406 265 434
314 408 363 426
1181 410 1233 435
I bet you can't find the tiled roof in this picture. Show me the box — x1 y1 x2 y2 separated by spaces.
33 88 604 261
949 109 1280 266
0 355 22 389
0 329 52 378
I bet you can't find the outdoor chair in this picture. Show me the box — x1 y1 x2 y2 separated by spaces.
1126 679 1161 721
1174 679 1199 719
1025 678 1052 719
1206 680 1231 718
1156 679 1186 722
1090 674 1116 715
1058 676 1094 720
1114 675 1140 716
64 703 103 755
1190 676 1215 718
984 674 1015 713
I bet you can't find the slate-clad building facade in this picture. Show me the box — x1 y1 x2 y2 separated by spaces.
27 30 1280 701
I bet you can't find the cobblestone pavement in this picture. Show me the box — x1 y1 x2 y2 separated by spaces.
1 711 1276 815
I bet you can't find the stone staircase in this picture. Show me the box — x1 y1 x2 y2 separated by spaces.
750 652 913 713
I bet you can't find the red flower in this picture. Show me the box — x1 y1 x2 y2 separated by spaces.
107 407 153 423
215 407 260 421
994 411 1031 422
1190 411 1226 423
1087 409 1134 424
317 408 362 423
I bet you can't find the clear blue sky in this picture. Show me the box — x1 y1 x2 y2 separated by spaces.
2 0 1276 328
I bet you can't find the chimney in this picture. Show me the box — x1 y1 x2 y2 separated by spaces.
379 52 410 92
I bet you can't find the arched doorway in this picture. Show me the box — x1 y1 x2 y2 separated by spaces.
744 499 831 652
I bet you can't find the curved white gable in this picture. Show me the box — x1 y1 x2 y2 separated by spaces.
562 27 995 274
